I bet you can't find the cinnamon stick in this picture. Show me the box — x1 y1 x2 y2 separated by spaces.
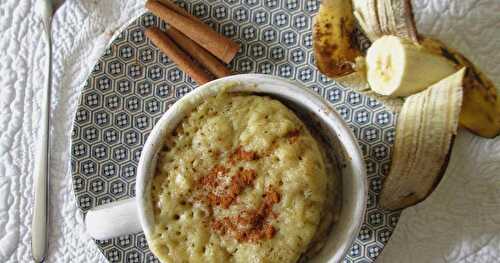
165 27 232 78
146 0 240 63
156 0 198 21
145 27 213 85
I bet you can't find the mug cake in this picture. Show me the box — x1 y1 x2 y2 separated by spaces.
149 91 338 263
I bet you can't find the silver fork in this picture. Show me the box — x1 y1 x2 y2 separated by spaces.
32 0 54 262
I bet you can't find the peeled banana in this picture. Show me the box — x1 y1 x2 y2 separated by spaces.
313 0 361 77
380 68 465 210
365 35 457 97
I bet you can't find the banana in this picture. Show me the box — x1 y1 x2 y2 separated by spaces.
380 68 465 210
420 37 500 138
318 0 499 138
366 35 457 97
313 0 361 77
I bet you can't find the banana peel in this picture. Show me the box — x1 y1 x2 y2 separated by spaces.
421 38 500 138
380 69 465 210
352 0 418 43
313 0 361 77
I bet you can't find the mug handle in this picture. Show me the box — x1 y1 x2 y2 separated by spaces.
85 198 142 240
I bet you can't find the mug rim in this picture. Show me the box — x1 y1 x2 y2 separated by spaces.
136 74 367 262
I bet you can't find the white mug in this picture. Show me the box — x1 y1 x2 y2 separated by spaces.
85 74 367 262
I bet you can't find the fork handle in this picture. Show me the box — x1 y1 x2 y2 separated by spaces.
32 1 53 261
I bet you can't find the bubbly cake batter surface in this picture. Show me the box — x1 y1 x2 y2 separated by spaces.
149 92 332 263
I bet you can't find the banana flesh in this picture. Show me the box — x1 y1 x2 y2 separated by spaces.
313 0 361 77
366 35 457 97
380 68 465 210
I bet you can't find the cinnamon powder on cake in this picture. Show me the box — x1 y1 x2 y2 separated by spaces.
197 164 227 188
202 168 257 208
229 146 258 164
211 187 281 242
195 147 281 242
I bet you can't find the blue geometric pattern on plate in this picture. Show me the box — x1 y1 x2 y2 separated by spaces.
71 1 400 262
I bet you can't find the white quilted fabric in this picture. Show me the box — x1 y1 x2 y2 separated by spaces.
0 0 498 262
0 0 144 262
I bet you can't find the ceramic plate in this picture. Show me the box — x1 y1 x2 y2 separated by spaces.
71 1 400 262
